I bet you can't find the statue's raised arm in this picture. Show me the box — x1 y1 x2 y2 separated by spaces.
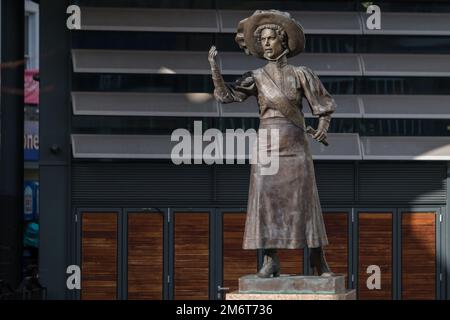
208 46 256 103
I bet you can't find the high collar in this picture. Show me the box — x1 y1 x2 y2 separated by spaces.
265 49 289 68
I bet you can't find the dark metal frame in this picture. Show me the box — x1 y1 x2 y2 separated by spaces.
354 207 397 300
322 208 354 289
74 207 122 300
446 162 450 300
212 208 353 297
75 207 169 300
215 207 248 300
169 207 214 300
397 207 442 300
70 204 446 300
122 208 169 300
354 206 443 300
440 205 447 300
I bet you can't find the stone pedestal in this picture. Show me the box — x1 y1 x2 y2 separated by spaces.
226 274 356 300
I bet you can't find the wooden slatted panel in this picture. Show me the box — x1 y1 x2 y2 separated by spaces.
358 163 446 205
128 212 164 300
324 213 349 281
277 250 303 275
174 213 209 300
358 213 393 300
81 212 118 300
402 212 436 300
223 213 257 294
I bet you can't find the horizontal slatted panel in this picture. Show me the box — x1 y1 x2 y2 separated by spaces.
74 162 445 208
361 95 450 119
358 162 446 204
72 50 363 76
402 212 436 300
71 133 359 160
73 162 360 207
73 92 377 119
72 49 212 74
215 165 250 205
358 213 393 300
127 212 164 300
361 136 450 161
72 92 219 117
362 54 450 77
174 213 210 300
315 162 355 204
81 7 220 32
75 7 450 36
80 8 363 34
216 163 355 206
309 134 362 160
74 50 450 77
220 95 362 118
223 212 257 296
72 162 212 206
81 212 118 300
220 52 362 76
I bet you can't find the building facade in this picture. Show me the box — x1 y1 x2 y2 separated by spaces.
40 0 450 299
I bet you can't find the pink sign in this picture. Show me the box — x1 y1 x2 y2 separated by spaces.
25 69 39 105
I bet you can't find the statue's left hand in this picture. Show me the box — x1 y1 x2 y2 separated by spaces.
313 117 330 143
312 129 327 143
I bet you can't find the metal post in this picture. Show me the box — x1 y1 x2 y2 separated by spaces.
0 0 25 288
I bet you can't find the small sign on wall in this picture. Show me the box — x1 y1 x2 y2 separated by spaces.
24 180 39 221
24 121 39 161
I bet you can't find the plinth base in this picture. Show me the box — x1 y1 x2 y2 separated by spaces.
239 274 346 294
226 274 356 300
226 290 356 300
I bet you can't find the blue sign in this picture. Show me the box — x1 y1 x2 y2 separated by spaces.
24 121 39 161
24 180 39 221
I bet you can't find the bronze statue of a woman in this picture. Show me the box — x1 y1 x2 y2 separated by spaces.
208 10 337 277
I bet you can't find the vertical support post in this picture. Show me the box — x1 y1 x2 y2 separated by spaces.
0 0 25 288
39 0 71 299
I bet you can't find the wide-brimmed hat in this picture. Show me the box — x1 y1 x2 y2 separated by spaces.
235 10 305 59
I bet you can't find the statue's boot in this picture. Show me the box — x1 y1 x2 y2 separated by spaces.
257 249 280 278
310 247 334 277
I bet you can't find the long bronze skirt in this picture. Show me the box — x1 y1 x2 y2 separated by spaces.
243 117 329 249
